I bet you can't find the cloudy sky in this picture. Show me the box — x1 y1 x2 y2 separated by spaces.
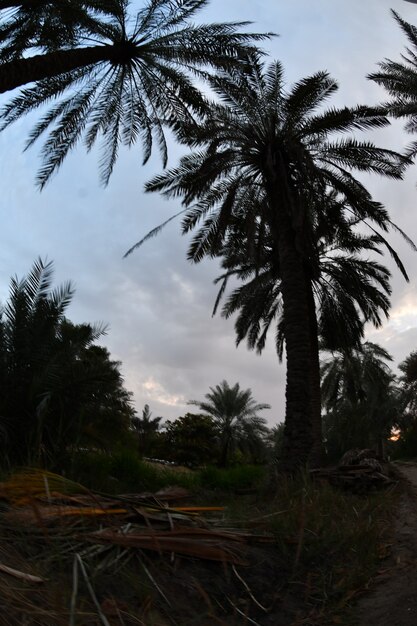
1 0 417 425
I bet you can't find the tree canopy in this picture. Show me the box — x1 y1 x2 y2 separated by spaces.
189 380 270 467
144 57 409 470
0 258 134 468
0 0 270 187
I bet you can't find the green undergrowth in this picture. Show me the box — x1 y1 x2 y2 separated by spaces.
65 449 266 494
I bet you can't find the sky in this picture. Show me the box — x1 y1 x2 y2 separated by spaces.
1 0 417 426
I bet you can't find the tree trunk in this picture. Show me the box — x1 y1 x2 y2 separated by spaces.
0 44 114 94
0 0 105 11
265 146 313 473
266 159 313 473
0 0 48 9
306 274 323 468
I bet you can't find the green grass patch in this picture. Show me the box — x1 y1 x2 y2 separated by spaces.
66 450 266 494
66 449 199 493
199 464 265 491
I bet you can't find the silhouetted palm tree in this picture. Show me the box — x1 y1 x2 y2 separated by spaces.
131 403 162 455
189 380 270 466
145 57 409 470
321 341 398 457
0 0 270 186
211 207 395 465
369 10 417 167
0 0 116 59
0 258 134 467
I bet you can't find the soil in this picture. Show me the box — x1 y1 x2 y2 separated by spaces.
355 462 417 626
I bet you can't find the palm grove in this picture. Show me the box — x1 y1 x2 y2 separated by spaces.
1 1 417 470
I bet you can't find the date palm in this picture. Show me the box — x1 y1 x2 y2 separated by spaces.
211 206 397 465
0 258 74 464
321 341 398 457
0 258 133 467
145 57 409 470
0 0 117 60
0 0 270 186
131 403 162 455
369 10 417 164
189 380 270 467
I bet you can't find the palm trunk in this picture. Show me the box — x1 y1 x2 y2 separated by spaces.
219 431 231 467
266 151 313 473
267 159 313 473
0 0 46 9
0 44 114 94
0 0 107 10
305 274 323 468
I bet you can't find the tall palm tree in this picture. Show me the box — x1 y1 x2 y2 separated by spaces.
368 10 417 164
43 321 135 464
145 58 409 470
0 0 270 187
210 209 396 466
398 350 417 421
0 258 134 467
189 380 270 467
0 258 74 463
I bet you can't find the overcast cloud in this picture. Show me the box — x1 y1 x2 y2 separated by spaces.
1 0 417 425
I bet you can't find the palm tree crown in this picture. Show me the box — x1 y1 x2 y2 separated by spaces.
321 341 394 411
0 258 134 467
0 0 271 187
369 10 417 163
145 57 409 470
0 0 117 60
321 341 398 458
189 380 270 466
212 204 394 358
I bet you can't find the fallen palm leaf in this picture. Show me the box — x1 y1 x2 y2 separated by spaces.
169 506 225 512
0 562 45 584
0 469 89 505
3 505 128 525
85 528 248 565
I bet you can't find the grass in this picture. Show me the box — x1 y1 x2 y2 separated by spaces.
0 459 397 625
66 450 199 492
199 465 265 491
222 473 396 624
66 449 265 494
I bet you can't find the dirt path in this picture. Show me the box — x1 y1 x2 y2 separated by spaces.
355 463 417 626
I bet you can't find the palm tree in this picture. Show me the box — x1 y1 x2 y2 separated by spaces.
0 258 134 467
210 207 396 466
321 341 398 458
131 403 162 456
0 0 116 60
145 58 409 470
189 380 269 467
0 258 74 463
44 322 135 463
0 0 270 187
369 10 417 165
